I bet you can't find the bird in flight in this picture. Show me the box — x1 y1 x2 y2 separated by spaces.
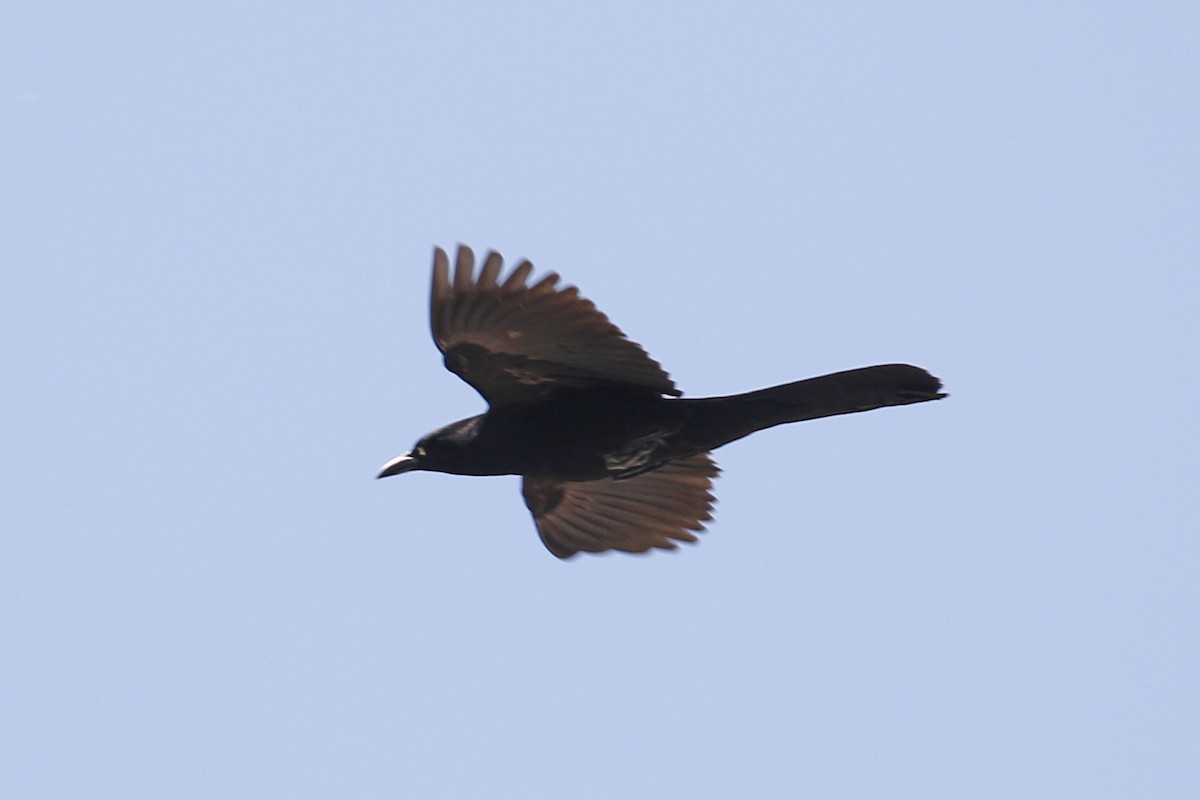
379 245 945 559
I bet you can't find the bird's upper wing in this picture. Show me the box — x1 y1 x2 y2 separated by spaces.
522 453 719 558
430 245 679 406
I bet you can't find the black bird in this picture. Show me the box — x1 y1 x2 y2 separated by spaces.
379 245 945 558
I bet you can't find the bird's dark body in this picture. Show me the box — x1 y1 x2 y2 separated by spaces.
378 246 946 558
422 389 689 480
417 365 940 482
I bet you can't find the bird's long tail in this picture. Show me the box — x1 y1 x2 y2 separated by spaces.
684 364 946 450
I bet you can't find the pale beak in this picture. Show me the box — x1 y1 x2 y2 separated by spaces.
377 452 419 478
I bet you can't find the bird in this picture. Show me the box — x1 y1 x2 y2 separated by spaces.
378 245 945 559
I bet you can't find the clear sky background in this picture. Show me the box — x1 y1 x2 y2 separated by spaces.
4 2 1198 798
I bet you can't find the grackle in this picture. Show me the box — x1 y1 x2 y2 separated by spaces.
379 246 945 558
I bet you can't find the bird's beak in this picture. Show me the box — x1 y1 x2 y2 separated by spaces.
377 452 420 478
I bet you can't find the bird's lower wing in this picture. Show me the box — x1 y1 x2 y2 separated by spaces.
522 453 719 558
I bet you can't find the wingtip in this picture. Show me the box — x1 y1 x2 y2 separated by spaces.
502 259 535 291
453 245 475 292
431 246 451 301
478 250 504 290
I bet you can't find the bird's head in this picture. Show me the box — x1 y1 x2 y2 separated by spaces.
376 416 484 478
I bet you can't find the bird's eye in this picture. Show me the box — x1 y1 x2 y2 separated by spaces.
414 446 427 458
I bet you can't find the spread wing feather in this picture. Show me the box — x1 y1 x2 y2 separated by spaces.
430 246 679 405
522 453 719 558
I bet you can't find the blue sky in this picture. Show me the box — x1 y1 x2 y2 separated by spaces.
4 2 1198 797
